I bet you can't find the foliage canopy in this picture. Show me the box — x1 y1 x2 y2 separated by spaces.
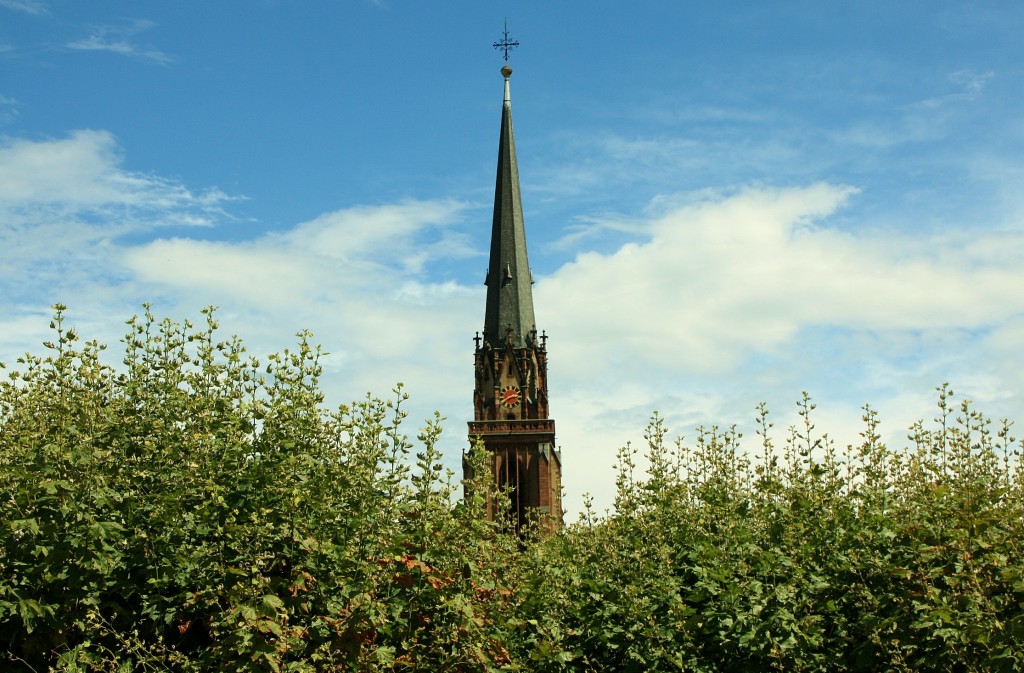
1 307 1022 671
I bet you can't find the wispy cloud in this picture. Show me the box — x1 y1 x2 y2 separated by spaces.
550 213 647 251
0 130 235 304
950 68 994 96
0 130 231 214
0 0 49 15
0 94 18 124
917 68 994 108
66 19 173 65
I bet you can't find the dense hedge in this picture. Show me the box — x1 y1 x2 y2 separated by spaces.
523 398 1024 672
1 307 1022 671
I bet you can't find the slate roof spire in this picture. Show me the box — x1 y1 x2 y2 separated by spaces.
483 64 537 349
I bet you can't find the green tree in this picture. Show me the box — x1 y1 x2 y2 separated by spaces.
518 392 1023 672
0 306 523 672
2 307 1022 672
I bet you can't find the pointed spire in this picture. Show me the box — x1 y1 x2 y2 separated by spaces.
483 65 537 349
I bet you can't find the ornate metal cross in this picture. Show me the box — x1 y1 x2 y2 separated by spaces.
493 19 519 62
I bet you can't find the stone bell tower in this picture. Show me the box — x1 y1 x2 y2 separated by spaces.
467 55 562 533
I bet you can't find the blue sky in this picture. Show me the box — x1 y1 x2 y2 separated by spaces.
2 1 1022 516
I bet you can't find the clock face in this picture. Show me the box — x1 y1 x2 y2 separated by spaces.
499 385 521 408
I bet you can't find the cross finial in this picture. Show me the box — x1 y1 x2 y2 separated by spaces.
493 19 519 63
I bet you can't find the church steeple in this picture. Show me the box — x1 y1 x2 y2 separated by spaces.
468 50 562 534
483 65 537 349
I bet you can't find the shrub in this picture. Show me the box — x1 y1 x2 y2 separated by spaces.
521 394 1024 672
0 306 522 671
2 307 1021 671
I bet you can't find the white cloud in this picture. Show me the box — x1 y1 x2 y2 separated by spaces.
536 184 1024 513
0 131 235 306
540 184 851 373
0 130 229 212
1 128 1021 518
541 183 1024 376
281 200 474 269
121 199 472 310
124 239 315 306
